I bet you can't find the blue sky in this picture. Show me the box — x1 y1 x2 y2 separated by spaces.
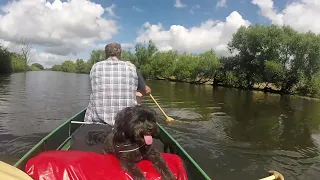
0 0 318 67
101 0 260 44
98 0 288 44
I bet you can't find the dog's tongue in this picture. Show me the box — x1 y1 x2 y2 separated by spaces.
144 135 153 145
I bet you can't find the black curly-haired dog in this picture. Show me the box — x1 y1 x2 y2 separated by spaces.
87 105 176 180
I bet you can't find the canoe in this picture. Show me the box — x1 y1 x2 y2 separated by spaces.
14 108 211 180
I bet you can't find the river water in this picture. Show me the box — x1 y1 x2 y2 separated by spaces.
1 71 320 180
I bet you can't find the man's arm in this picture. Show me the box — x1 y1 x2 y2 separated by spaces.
137 71 151 95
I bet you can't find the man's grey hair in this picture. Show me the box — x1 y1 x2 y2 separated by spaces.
105 42 122 59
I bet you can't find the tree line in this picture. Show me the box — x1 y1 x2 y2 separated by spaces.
47 24 320 98
0 40 45 74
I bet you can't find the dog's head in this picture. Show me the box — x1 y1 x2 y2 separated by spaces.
114 105 159 145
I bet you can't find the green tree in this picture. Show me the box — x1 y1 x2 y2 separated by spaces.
88 50 105 64
31 63 44 70
28 65 41 71
149 50 177 79
0 45 12 74
18 38 32 73
307 75 320 97
121 50 137 63
196 50 222 83
214 56 241 86
76 59 87 73
263 60 284 88
135 40 158 70
51 65 62 71
173 53 199 82
61 61 76 73
228 25 270 88
86 50 105 72
11 53 26 73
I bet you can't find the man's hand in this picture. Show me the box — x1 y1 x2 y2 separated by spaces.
145 85 151 95
137 85 151 96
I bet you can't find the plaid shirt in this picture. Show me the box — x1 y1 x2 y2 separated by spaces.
84 57 138 126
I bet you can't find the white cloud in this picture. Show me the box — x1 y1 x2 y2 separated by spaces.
216 0 227 8
0 0 118 67
174 0 187 8
189 4 200 14
136 11 250 56
132 6 143 12
251 0 283 25
252 0 320 33
34 52 68 67
105 3 117 17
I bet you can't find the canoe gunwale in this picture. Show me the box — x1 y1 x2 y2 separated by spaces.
157 124 211 180
13 108 86 168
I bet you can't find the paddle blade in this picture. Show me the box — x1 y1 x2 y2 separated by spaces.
166 116 174 122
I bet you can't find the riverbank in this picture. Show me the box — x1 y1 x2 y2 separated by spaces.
151 76 320 100
8 70 319 100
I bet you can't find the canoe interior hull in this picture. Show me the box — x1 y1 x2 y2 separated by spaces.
14 108 211 180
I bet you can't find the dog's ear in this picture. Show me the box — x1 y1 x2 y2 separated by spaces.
114 131 126 142
114 107 131 128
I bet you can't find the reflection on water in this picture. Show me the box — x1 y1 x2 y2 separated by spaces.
143 82 320 180
1 72 320 179
0 72 91 164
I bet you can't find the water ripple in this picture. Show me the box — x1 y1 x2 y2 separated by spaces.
1 72 320 180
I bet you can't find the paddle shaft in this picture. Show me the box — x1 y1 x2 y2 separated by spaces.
149 94 169 119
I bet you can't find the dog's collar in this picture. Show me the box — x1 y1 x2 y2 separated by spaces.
116 144 146 153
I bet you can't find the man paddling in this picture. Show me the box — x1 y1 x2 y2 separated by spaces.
84 42 151 125
70 42 151 152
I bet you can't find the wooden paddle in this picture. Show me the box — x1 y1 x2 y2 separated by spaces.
0 161 33 180
259 170 284 180
149 94 174 122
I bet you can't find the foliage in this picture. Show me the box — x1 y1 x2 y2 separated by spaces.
48 25 320 98
0 43 44 74
0 45 12 74
173 53 199 82
148 51 177 79
51 65 62 71
61 61 76 73
28 65 42 71
31 63 44 70
11 53 26 73
197 50 222 82
135 40 158 70
76 59 87 73
307 75 320 97
86 50 105 72
264 60 284 87
121 50 137 63
18 38 33 72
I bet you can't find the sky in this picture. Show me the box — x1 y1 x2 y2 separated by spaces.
0 0 319 68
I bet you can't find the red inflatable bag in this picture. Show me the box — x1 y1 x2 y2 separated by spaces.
25 150 188 180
